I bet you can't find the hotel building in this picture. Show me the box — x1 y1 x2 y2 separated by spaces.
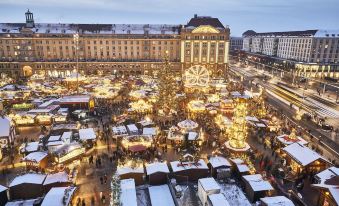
0 11 230 78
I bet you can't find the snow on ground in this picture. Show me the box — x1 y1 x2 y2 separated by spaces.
136 185 152 206
220 184 252 206
176 184 202 206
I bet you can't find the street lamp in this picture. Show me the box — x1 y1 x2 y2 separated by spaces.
73 33 79 94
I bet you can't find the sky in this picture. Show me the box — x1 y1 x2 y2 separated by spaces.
0 0 338 36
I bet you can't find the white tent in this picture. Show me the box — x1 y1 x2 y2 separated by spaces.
177 119 198 130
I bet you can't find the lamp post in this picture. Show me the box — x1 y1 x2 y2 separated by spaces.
73 33 79 94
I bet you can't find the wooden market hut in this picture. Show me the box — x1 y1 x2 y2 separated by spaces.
145 162 170 185
9 173 46 200
312 167 339 206
208 156 232 178
22 151 48 171
282 143 331 176
42 172 72 193
170 159 209 183
117 166 145 186
242 174 274 203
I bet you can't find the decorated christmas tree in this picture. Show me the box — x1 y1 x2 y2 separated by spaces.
110 173 121 206
155 51 178 115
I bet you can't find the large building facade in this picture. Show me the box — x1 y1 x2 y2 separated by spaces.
0 11 230 78
242 30 339 79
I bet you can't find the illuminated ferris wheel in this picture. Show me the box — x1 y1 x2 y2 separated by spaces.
184 65 210 88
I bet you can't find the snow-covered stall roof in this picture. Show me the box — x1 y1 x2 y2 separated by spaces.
112 125 128 135
315 167 339 184
242 174 273 192
236 164 250 173
127 124 138 133
142 127 157 136
5 198 42 206
149 185 175 206
48 135 61 142
199 177 221 192
208 193 230 206
21 141 39 153
23 151 48 163
79 128 96 140
177 119 198 130
61 132 72 142
46 140 64 147
282 143 324 166
170 159 208 172
329 187 339 205
0 184 7 193
260 196 295 206
146 162 170 175
276 134 308 145
9 173 46 187
58 95 90 104
0 116 11 137
209 156 231 168
121 179 137 206
117 165 144 176
41 186 76 206
188 132 198 140
43 172 70 185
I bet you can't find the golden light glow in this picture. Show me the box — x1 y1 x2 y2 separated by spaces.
192 25 220 34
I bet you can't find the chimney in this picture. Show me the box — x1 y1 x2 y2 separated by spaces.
194 14 198 18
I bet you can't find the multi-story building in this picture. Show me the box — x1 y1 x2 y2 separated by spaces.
242 30 339 79
230 37 243 51
0 11 230 78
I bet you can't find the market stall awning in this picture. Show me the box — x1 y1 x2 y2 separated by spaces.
129 144 147 152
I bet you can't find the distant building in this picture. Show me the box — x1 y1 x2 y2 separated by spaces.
0 12 230 78
230 37 243 51
242 29 339 79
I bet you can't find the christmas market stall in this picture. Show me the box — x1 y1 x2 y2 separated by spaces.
198 177 221 206
149 184 175 206
145 162 170 185
120 179 138 206
312 167 339 206
0 116 16 149
170 159 209 183
41 186 77 206
43 172 72 193
229 158 251 177
208 156 232 179
275 130 308 149
121 135 152 153
20 141 40 155
281 143 331 177
22 151 48 170
78 128 97 142
117 161 145 186
9 173 46 200
53 142 85 164
242 174 274 203
58 95 94 112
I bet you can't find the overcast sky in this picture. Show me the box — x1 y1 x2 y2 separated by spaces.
0 0 338 36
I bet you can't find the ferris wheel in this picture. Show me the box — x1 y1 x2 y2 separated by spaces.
184 65 210 87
